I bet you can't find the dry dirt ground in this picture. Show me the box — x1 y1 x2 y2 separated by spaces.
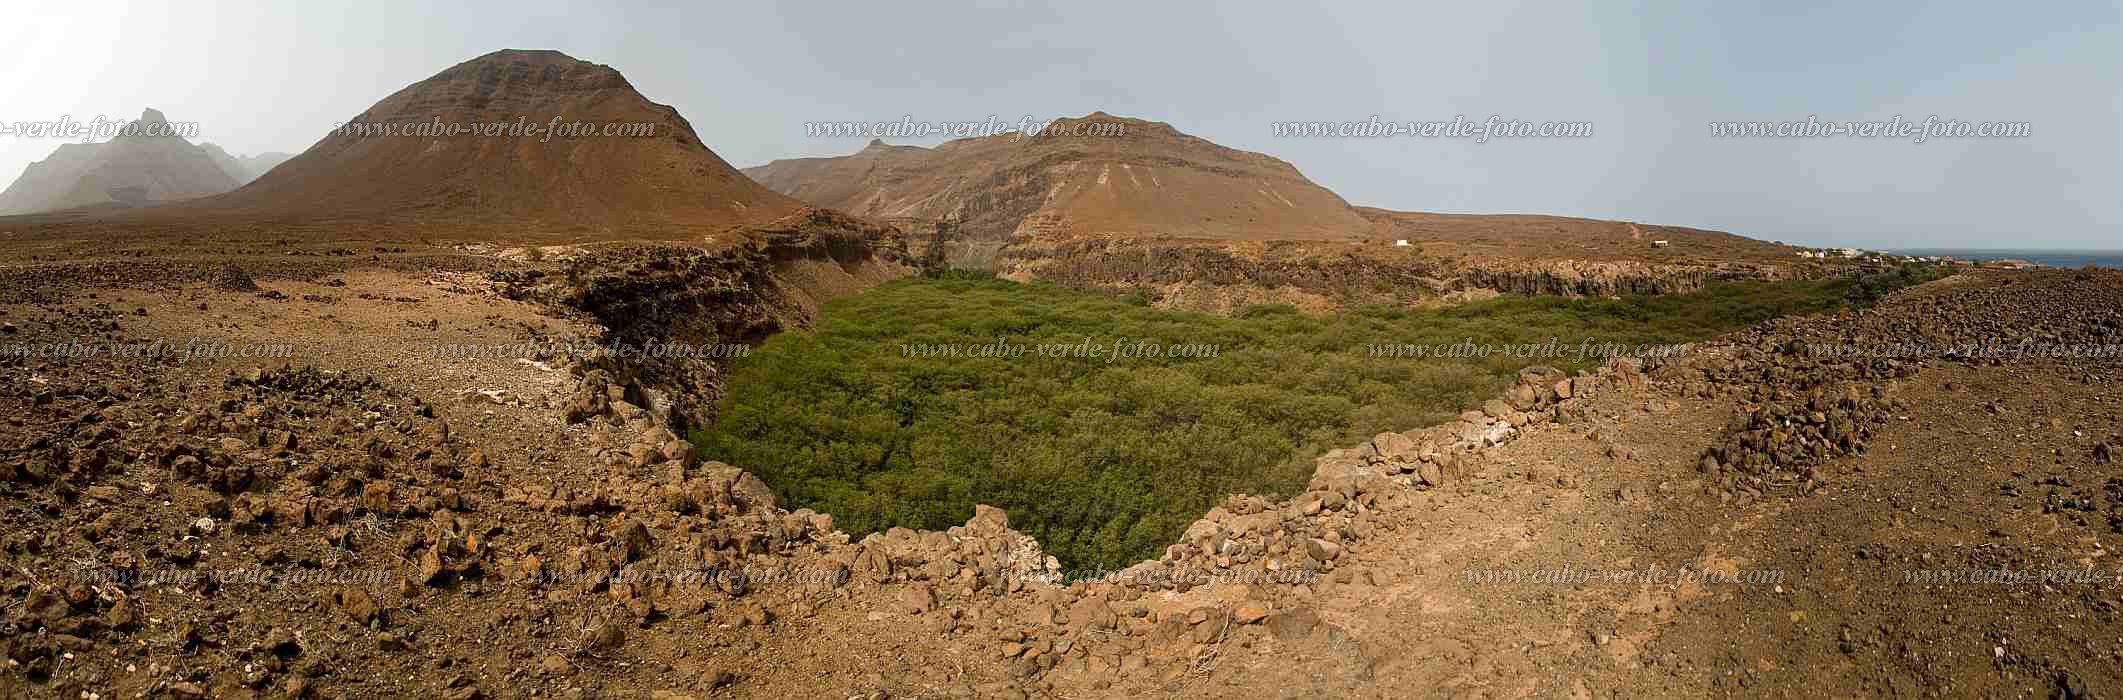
2 243 2116 700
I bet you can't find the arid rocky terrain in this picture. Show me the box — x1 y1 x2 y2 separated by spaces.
3 48 2115 700
3 236 2116 699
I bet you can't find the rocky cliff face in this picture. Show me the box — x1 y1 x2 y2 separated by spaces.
500 208 915 432
0 109 240 215
1000 238 1809 313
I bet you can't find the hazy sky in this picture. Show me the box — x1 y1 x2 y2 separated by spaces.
4 1 2116 249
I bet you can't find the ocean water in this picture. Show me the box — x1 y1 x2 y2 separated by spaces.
1893 249 2123 269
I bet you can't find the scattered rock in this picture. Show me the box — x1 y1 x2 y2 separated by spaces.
1266 608 1320 640
1482 399 1516 420
1306 538 1342 562
585 619 628 654
338 588 380 625
899 583 937 615
212 263 261 292
1067 595 1116 631
619 519 654 561
418 547 448 585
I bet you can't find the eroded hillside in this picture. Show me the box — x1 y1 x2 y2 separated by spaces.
745 114 1839 312
744 113 1372 248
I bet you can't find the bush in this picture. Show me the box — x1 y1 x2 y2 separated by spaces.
1845 263 1947 306
694 277 1872 568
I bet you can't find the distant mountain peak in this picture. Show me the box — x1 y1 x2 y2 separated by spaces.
0 108 236 214
177 49 796 229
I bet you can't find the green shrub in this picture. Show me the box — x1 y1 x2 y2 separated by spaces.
693 276 1883 568
1845 263 1947 306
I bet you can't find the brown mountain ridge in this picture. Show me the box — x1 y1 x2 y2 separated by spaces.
170 49 799 235
743 112 1373 246
742 112 1813 311
743 113 1798 264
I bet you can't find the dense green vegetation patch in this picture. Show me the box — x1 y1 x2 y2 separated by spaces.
693 271 1915 568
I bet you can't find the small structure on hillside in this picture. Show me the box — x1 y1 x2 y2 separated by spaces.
1651 240 1670 248
1393 239 1410 247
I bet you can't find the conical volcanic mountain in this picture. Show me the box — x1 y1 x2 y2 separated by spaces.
189 49 797 232
742 113 1372 244
0 109 241 215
